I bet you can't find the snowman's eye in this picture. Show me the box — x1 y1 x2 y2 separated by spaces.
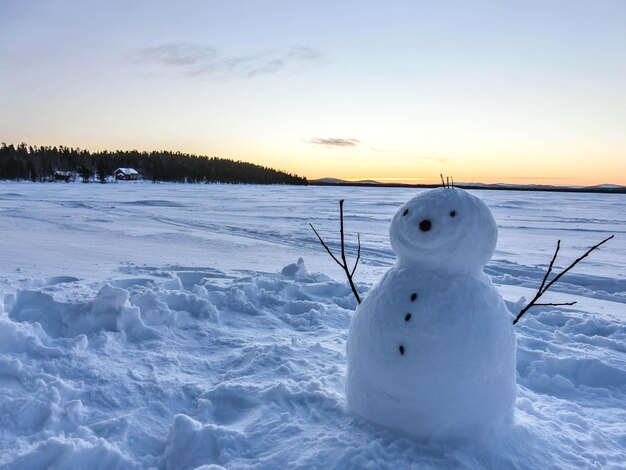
449 210 456 217
403 209 409 216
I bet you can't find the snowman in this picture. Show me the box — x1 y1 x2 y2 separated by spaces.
346 186 516 439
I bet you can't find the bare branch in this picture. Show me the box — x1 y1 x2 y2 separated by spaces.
537 240 560 295
513 235 614 325
310 200 362 304
351 233 361 277
440 173 446 187
340 200 347 266
539 235 614 297
309 223 342 267
533 302 577 307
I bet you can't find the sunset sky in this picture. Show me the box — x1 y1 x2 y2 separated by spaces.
1 1 625 185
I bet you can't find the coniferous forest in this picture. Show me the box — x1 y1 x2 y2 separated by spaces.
0 143 307 185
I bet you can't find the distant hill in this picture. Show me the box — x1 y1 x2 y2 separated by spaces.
315 177 380 185
584 184 626 191
310 178 626 194
0 142 307 185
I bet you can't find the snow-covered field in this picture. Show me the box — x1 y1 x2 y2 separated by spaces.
0 182 624 469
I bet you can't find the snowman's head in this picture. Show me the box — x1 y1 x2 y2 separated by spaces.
389 187 497 272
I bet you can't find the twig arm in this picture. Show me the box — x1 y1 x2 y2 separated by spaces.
351 233 361 277
538 235 614 297
345 266 362 304
513 240 561 324
309 201 362 305
538 240 560 294
339 200 348 268
513 235 614 325
533 302 577 307
309 223 342 267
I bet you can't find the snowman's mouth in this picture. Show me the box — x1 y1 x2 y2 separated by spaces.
398 218 463 254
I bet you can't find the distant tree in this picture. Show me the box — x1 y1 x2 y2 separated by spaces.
96 161 108 183
26 160 37 181
78 165 92 183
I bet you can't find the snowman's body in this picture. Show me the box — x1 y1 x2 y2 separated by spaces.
346 187 516 439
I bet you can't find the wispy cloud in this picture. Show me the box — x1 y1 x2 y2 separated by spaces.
309 138 360 148
288 46 323 61
128 43 321 80
131 43 217 67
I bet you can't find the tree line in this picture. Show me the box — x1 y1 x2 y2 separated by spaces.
0 142 308 185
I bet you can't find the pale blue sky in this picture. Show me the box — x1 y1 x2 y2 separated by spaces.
1 1 625 183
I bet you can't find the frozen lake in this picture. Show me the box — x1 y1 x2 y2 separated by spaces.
1 181 624 282
0 182 625 469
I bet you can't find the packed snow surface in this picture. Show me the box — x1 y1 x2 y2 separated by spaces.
0 182 625 469
347 188 517 438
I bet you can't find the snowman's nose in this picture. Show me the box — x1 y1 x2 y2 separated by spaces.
419 219 432 231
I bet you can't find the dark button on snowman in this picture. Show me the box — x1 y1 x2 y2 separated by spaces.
346 187 516 439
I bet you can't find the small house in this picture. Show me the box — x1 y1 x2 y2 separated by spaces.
114 168 139 180
53 170 73 182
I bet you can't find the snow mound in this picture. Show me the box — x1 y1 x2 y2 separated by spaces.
281 257 308 278
0 317 64 357
9 284 158 341
130 287 219 327
6 436 139 470
160 414 246 469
